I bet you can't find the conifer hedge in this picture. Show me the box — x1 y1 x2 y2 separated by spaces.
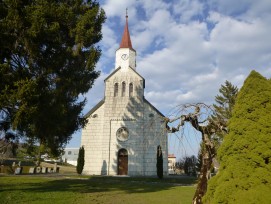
77 146 85 174
157 146 163 179
204 71 271 203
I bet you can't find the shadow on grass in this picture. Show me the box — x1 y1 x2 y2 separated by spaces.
0 175 197 195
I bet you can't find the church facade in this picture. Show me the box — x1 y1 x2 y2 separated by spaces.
81 16 168 176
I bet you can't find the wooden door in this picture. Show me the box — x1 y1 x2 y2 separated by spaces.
118 149 128 175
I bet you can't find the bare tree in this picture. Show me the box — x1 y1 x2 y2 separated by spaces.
164 103 227 204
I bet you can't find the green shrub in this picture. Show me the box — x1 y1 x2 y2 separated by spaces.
204 71 271 203
76 146 85 174
157 146 163 179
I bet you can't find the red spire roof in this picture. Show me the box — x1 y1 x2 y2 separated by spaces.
119 14 134 50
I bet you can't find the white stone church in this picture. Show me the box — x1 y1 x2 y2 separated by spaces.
81 15 168 176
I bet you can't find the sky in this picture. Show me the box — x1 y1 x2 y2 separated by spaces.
67 0 271 160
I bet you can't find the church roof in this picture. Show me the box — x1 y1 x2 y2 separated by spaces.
144 98 165 117
84 99 104 118
119 14 135 51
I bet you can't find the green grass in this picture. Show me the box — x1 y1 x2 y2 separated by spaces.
0 175 196 204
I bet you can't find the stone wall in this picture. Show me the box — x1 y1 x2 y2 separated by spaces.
81 67 168 176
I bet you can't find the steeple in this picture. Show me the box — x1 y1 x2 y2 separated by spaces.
119 9 134 50
115 9 136 70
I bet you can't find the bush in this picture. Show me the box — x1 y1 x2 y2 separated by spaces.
204 71 271 203
157 146 163 179
76 146 85 174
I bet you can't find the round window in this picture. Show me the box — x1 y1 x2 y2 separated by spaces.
116 127 129 141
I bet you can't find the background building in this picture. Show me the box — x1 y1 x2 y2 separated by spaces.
61 148 79 166
168 154 176 174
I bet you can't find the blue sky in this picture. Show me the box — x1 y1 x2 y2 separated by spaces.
67 0 271 160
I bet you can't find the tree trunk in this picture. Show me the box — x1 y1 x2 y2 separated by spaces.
192 135 213 204
37 139 45 166
164 109 217 204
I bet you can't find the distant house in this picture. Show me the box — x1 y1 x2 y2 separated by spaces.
62 148 79 166
168 154 176 174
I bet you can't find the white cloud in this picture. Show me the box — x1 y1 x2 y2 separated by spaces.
139 0 170 17
103 0 136 18
82 71 107 115
100 24 118 58
208 0 271 21
100 1 271 114
209 12 271 79
172 0 204 23
69 0 271 156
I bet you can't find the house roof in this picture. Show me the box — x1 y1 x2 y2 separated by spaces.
168 154 176 158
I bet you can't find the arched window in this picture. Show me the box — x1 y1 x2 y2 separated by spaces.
129 83 133 97
122 82 126 97
114 83 118 97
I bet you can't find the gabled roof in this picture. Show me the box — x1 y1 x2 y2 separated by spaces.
84 99 104 118
104 66 145 88
144 98 165 117
104 67 121 82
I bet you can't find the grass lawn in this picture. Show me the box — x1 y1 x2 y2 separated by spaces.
0 175 196 204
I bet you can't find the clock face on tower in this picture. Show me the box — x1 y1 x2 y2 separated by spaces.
121 54 129 60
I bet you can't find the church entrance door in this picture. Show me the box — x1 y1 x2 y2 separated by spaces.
118 149 128 175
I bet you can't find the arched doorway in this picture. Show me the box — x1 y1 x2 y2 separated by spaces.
118 148 128 175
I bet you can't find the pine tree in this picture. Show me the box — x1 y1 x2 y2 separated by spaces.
211 81 238 142
77 146 85 174
157 146 163 179
213 80 238 121
0 1 106 157
204 71 271 203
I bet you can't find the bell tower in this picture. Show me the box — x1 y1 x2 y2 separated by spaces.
115 11 136 70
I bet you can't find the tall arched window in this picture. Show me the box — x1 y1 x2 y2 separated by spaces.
114 83 118 97
122 82 126 97
129 83 133 97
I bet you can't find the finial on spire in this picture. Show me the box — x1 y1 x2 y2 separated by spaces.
126 8 128 18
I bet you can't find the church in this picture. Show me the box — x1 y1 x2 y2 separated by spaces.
81 15 168 176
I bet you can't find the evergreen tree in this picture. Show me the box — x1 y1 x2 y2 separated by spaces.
0 1 106 158
213 80 238 121
157 145 163 179
77 146 85 174
204 71 271 203
211 80 238 142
